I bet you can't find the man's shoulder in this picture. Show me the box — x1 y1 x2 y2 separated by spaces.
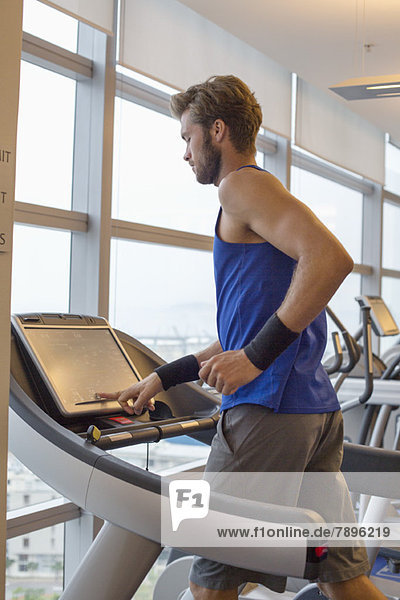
218 168 280 213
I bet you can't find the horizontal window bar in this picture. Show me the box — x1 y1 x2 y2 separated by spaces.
382 268 400 279
7 498 81 539
15 202 88 232
292 148 375 195
353 264 373 276
256 134 278 155
113 221 377 264
112 219 213 251
22 31 92 80
116 73 171 116
383 190 400 207
116 74 278 154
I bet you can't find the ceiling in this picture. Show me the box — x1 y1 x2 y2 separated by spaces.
179 0 400 144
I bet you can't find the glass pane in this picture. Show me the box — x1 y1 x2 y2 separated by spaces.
109 240 217 362
11 225 71 314
7 453 62 512
112 99 219 236
23 0 78 53
132 547 170 600
16 62 75 210
6 524 64 600
382 201 400 270
380 277 400 355
381 278 400 328
291 166 363 263
385 142 400 195
109 437 210 474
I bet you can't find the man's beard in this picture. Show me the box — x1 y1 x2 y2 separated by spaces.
195 133 222 185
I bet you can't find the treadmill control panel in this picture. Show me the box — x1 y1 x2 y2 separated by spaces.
11 313 141 420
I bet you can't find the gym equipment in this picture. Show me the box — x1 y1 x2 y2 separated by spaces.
9 313 329 600
333 296 400 448
10 311 400 600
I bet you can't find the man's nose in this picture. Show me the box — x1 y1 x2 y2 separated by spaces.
183 147 191 161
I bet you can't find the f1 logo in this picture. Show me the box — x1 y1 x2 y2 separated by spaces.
169 480 210 531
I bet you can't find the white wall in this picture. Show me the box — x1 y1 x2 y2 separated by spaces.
0 2 23 598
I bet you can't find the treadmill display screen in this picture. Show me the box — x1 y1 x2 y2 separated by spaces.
23 327 140 417
360 296 399 337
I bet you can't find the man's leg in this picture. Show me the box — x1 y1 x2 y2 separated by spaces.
190 581 238 600
318 574 388 600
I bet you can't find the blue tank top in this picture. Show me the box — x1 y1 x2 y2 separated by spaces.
214 166 339 414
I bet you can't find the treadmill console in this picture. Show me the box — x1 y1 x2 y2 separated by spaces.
356 295 399 337
11 313 141 421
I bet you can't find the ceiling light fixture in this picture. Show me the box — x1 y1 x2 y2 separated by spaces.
329 0 400 101
329 74 400 100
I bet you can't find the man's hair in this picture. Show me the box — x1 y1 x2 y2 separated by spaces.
170 75 262 155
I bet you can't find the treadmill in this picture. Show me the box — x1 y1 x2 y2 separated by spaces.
9 313 332 600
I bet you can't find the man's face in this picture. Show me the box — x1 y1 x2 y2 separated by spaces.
180 110 222 185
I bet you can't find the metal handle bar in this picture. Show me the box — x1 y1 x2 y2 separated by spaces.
325 331 343 375
325 306 361 373
358 305 374 404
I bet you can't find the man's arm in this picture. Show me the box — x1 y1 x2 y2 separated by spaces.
194 340 223 364
98 340 223 414
221 170 354 331
199 170 353 394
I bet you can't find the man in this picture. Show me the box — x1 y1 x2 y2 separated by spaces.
101 76 386 600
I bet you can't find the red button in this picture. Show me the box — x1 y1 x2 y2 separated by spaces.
109 416 133 424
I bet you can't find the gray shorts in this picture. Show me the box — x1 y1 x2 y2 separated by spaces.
190 404 370 592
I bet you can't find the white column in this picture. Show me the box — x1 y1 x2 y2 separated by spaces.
69 13 117 318
0 1 23 597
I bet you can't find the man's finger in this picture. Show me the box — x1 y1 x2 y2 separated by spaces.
116 390 135 414
199 362 212 380
119 397 134 414
147 398 155 411
96 391 120 400
132 391 151 415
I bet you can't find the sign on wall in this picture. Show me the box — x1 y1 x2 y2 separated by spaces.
0 141 15 253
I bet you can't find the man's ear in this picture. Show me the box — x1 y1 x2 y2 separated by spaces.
211 118 227 143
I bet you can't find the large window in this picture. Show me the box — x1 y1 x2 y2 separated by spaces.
382 200 400 271
291 166 363 263
381 199 400 352
385 142 400 195
290 159 365 353
380 277 400 355
6 524 64 600
381 277 400 331
22 0 78 52
11 225 71 314
15 62 76 210
109 239 217 361
113 99 219 236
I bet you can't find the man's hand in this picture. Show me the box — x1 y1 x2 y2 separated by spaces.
97 372 163 415
199 349 262 395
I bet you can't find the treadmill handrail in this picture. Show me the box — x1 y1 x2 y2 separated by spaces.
89 415 218 450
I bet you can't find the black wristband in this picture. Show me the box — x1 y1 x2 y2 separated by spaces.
243 312 300 371
154 354 200 391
